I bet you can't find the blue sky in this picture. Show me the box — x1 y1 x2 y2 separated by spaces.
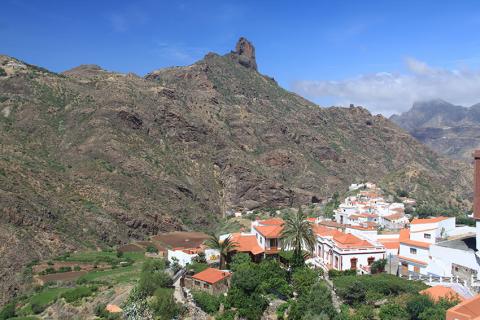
2 0 480 115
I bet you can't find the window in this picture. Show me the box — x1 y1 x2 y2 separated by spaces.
410 248 417 254
350 258 358 270
194 281 200 286
367 257 375 266
203 283 210 289
424 233 431 239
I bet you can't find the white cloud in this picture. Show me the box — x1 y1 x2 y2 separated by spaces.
292 58 480 116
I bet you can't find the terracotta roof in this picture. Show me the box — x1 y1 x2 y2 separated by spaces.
420 285 466 303
192 268 231 284
333 233 375 249
399 229 410 241
307 217 317 222
400 239 431 249
254 225 283 238
106 304 123 313
379 239 400 250
384 213 406 221
447 294 480 320
258 218 284 226
230 233 264 255
410 217 450 224
313 225 343 237
318 220 344 229
398 255 428 266
347 224 376 231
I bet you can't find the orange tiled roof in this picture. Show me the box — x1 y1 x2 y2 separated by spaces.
379 240 400 250
254 225 283 238
106 304 123 313
318 220 344 229
398 255 428 266
258 218 284 226
399 229 410 241
313 225 343 237
307 217 317 222
192 268 231 284
420 285 466 303
410 217 450 224
384 213 406 221
333 233 375 249
447 294 480 320
230 233 264 255
400 239 431 249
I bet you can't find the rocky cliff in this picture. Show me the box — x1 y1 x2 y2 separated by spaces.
0 39 472 304
391 99 480 160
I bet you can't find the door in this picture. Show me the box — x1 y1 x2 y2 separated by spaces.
401 263 408 276
413 265 420 273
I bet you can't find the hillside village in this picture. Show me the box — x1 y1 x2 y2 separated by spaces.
5 152 480 320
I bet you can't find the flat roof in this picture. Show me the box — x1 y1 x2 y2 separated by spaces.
436 236 477 252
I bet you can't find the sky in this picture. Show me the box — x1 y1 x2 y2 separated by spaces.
2 0 480 116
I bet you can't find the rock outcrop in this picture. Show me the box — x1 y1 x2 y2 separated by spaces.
229 37 257 70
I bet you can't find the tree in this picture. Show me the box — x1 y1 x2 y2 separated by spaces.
292 267 321 295
371 259 387 274
406 294 434 320
230 252 252 272
205 233 237 269
281 208 315 267
137 259 173 297
192 290 221 314
288 282 337 320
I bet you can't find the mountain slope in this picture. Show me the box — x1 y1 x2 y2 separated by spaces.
0 39 472 303
391 99 480 160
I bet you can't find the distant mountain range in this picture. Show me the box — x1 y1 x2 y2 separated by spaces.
390 99 480 160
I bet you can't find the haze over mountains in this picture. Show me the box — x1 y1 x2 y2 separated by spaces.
0 38 472 302
391 99 480 160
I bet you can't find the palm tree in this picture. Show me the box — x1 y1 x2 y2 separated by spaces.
205 233 238 269
281 208 316 267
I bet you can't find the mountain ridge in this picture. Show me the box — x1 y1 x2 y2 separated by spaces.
390 99 480 159
0 39 472 304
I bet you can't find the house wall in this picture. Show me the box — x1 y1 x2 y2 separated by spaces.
429 244 480 277
339 251 386 271
186 277 230 295
168 250 197 267
251 227 266 249
399 243 429 264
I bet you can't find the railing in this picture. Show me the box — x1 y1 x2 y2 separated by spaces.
398 272 479 287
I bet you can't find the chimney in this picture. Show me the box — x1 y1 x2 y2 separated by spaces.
475 150 480 220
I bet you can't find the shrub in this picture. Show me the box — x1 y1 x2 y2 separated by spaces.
341 280 366 305
116 250 124 258
47 261 54 266
61 286 95 303
145 245 158 254
0 68 6 77
328 269 356 278
192 290 221 314
0 302 15 319
406 294 434 320
137 259 172 297
58 266 72 273
288 281 337 320
73 265 81 271
379 303 409 320
31 302 47 314
149 288 179 319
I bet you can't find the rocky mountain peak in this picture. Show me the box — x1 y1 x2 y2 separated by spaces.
229 37 257 70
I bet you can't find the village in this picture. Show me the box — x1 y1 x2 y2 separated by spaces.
5 154 480 319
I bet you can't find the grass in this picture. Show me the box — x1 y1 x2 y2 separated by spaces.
77 265 138 283
20 287 71 315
